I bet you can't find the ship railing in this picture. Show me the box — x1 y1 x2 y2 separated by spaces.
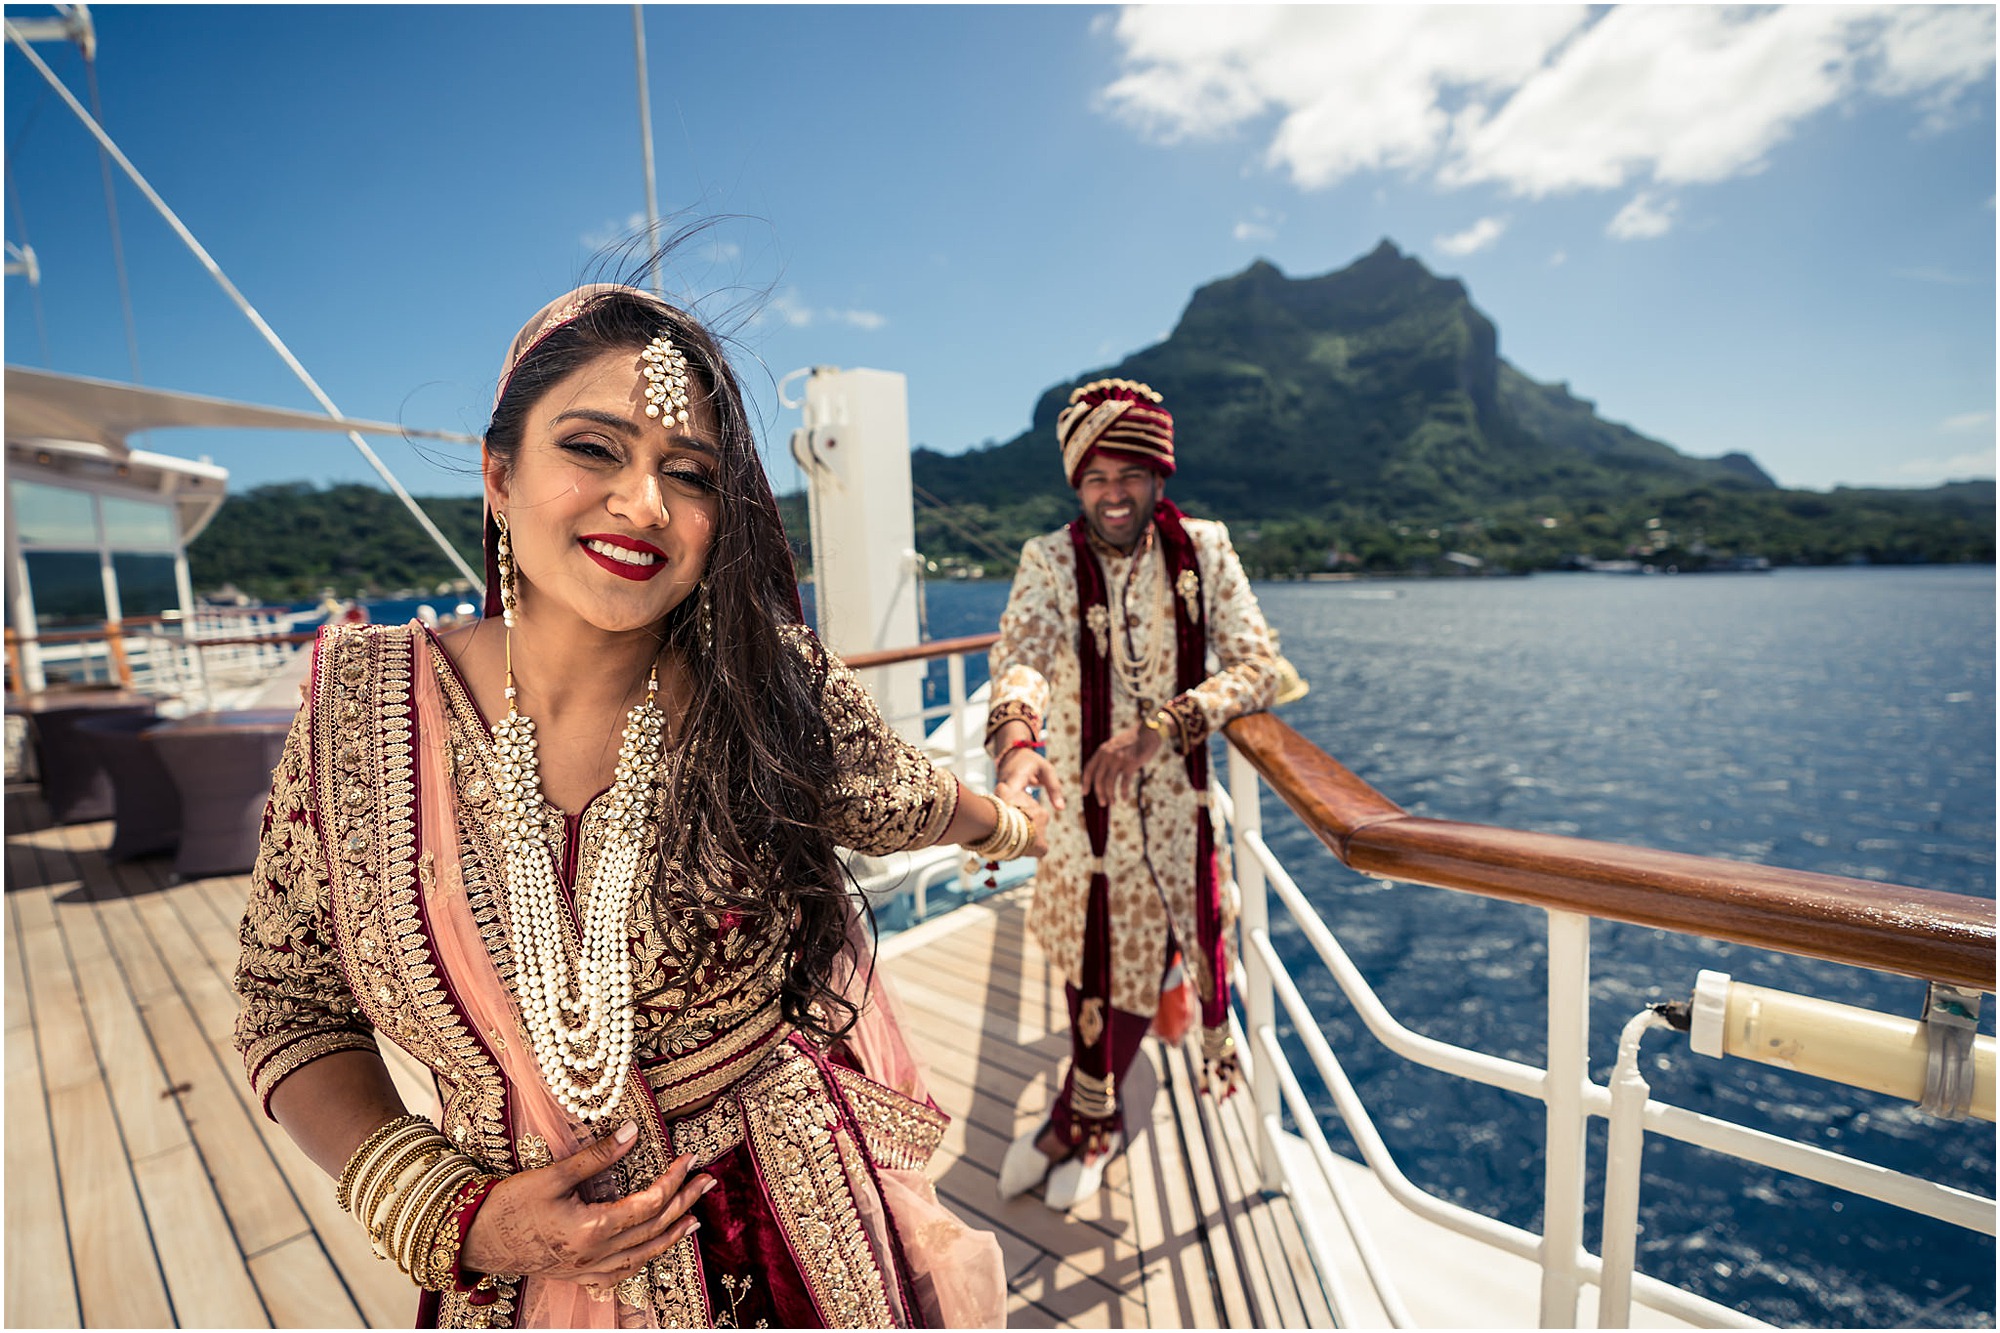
837 633 1001 922
6 613 316 708
1216 709 1995 1328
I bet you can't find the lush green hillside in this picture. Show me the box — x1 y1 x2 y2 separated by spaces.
914 243 1774 519
187 484 815 602
908 243 1987 576
189 243 1990 597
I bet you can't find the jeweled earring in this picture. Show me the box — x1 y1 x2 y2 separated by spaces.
696 578 714 655
494 512 519 629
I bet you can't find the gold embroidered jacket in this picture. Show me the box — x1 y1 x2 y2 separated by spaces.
988 517 1278 1016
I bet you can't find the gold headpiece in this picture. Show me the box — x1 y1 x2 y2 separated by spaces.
640 334 692 428
1067 378 1162 406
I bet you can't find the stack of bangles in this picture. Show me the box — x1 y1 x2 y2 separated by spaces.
336 1113 507 1304
968 792 1036 862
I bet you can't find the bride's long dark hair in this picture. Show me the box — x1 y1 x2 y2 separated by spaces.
484 283 863 1044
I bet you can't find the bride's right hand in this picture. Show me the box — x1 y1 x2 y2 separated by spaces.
459 1122 711 1295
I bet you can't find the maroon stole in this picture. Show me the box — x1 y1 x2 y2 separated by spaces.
1062 499 1227 1148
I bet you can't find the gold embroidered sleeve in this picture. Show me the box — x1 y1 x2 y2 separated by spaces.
1183 521 1279 737
814 639 961 855
985 537 1062 751
232 701 377 1116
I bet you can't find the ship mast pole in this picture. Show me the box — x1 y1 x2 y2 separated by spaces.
632 5 663 296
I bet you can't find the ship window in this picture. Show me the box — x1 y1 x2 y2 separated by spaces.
22 552 106 628
112 553 179 620
101 496 177 550
10 481 99 548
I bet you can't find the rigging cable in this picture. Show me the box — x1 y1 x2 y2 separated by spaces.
3 158 53 366
911 482 1023 567
4 84 53 365
4 22 482 589
83 48 143 384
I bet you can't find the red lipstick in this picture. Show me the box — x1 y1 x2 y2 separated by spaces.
579 533 668 582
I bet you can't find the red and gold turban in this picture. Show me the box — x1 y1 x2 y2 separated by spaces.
1055 378 1174 485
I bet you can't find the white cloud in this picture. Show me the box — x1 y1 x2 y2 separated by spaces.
1233 205 1285 243
1868 5 1998 132
1607 191 1676 239
582 211 648 251
1101 5 1995 206
769 289 815 328
761 289 885 332
1892 447 1996 484
1941 410 1995 433
834 308 887 331
1894 265 1976 286
1548 249 1567 267
1436 215 1507 256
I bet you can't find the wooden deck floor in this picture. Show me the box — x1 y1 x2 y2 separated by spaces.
4 782 1332 1329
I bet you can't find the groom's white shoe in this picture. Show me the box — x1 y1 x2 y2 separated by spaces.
1043 1132 1122 1211
997 1122 1054 1201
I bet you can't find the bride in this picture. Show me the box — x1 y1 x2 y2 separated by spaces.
232 279 1042 1327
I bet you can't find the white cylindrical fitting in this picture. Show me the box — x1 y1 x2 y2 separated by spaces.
1692 976 1994 1121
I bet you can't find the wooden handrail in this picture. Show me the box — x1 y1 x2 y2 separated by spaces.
1223 710 1996 993
841 632 1000 671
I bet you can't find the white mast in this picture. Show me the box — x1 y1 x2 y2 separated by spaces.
632 5 663 296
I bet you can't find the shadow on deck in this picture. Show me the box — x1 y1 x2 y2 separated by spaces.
4 783 1332 1328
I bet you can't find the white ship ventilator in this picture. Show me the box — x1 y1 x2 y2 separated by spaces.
790 366 926 743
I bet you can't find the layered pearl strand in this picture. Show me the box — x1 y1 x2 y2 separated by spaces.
1109 542 1172 703
490 634 666 1122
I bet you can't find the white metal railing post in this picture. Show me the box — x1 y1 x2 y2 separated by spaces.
950 651 975 900
947 652 970 779
1540 909 1592 1327
1599 1007 1672 1328
1228 740 1283 1190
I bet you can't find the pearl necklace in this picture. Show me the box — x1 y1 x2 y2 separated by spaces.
490 657 665 1122
1108 540 1172 704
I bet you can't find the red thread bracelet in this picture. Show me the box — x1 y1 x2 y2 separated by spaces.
1002 737 1044 755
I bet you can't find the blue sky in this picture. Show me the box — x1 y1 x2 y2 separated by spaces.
5 4 1994 500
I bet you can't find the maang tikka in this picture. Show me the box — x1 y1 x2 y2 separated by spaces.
641 333 691 428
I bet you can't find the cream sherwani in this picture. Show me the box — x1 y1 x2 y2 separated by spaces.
988 517 1278 1016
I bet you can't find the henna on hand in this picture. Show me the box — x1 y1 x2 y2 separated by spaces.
460 1124 714 1284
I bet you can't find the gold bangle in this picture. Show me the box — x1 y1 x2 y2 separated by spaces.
998 798 1032 861
336 1114 428 1213
966 794 1014 861
1005 799 1035 860
994 797 1021 861
390 1155 461 1273
354 1130 440 1227
420 1175 488 1292
360 1138 449 1253
399 1160 476 1283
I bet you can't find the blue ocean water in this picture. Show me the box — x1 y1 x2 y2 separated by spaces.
359 568 1991 1324
918 566 1995 1329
